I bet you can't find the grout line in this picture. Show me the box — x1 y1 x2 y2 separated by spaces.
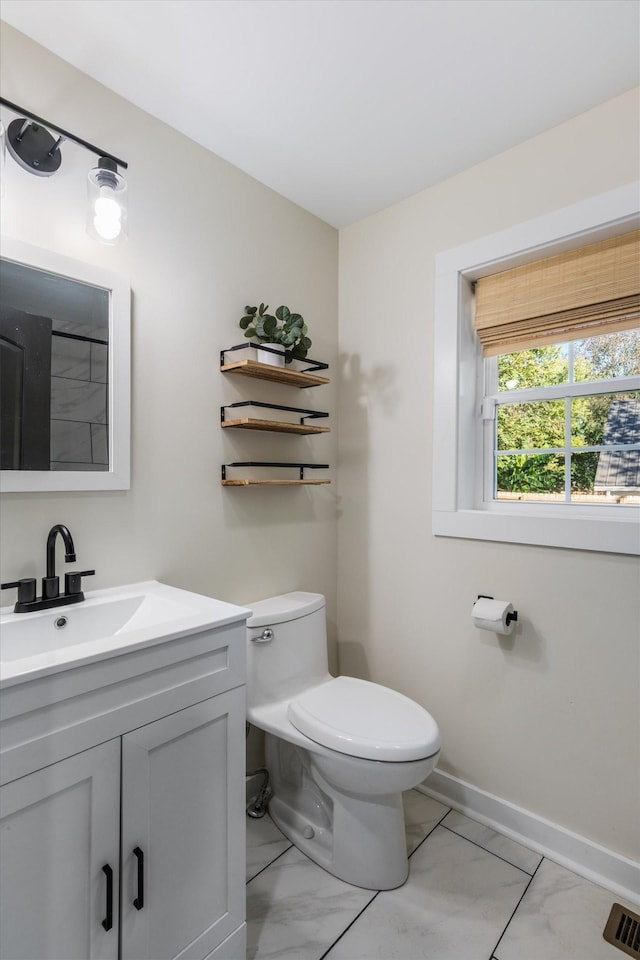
246 842 294 885
407 808 452 859
439 822 539 877
319 802 454 960
318 890 381 960
490 856 544 960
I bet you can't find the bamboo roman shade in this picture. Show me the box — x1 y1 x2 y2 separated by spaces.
474 229 640 356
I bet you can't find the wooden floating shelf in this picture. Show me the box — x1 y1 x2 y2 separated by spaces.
220 347 330 491
221 478 331 486
221 417 330 435
220 359 330 388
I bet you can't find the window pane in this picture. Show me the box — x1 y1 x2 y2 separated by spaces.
574 329 640 382
571 391 640 447
570 452 600 500
497 344 568 391
573 450 640 503
497 400 565 450
496 454 565 500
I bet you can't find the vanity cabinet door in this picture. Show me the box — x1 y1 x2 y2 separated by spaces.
120 688 246 960
0 739 120 960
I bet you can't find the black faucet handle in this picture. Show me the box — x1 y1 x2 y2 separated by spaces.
1 579 37 604
64 570 96 596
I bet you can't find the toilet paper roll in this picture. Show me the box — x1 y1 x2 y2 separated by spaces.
472 598 515 636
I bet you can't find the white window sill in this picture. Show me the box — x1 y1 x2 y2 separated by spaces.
433 506 640 555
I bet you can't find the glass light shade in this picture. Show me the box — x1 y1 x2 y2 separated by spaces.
87 158 127 244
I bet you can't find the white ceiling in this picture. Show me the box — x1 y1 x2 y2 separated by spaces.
1 0 638 228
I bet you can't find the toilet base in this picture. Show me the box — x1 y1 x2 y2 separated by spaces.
265 734 416 890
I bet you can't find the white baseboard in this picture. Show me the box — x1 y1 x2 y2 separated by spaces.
418 769 640 907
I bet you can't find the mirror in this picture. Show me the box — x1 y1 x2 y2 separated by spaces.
0 238 130 491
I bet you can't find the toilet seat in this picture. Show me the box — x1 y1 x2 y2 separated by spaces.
287 676 440 762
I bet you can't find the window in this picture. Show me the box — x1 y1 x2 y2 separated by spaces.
485 332 640 506
432 183 640 554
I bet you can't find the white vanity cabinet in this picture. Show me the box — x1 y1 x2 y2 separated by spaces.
0 739 121 960
0 585 249 960
120 689 245 960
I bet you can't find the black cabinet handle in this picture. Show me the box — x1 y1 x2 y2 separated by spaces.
133 846 144 910
101 864 113 931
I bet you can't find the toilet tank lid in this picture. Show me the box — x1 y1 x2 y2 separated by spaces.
245 592 325 628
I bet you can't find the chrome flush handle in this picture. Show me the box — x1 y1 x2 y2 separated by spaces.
251 629 273 643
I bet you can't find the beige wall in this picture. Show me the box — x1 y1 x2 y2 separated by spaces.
0 26 339 681
337 88 640 861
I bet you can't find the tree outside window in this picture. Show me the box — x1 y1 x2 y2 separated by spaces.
493 330 640 503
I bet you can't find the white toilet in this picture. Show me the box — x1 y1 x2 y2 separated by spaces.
245 591 440 890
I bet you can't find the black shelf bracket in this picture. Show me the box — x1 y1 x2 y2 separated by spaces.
220 343 329 374
220 400 329 425
222 461 329 481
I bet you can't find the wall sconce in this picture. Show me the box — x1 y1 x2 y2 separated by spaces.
0 97 128 244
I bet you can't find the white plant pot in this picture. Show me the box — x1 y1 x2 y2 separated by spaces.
257 344 285 367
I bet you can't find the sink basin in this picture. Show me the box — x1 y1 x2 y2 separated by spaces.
0 580 250 685
2 591 191 661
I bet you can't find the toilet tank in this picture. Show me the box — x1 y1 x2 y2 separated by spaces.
245 592 331 709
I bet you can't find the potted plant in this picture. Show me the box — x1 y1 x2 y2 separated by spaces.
239 303 312 365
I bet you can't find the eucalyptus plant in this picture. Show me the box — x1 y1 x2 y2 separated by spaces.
239 303 312 363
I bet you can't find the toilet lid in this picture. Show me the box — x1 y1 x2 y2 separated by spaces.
287 676 440 762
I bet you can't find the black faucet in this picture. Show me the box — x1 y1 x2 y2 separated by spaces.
43 524 77 600
1 524 95 614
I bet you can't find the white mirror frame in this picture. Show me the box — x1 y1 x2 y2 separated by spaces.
0 237 131 491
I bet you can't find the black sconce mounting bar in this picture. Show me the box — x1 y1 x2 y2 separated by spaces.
0 97 128 169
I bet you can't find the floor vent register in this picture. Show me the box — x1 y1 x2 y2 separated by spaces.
603 903 640 957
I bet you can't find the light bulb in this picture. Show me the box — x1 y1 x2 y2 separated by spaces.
87 156 127 244
93 187 122 240
93 213 122 241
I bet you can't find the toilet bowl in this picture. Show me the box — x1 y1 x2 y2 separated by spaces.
246 592 440 890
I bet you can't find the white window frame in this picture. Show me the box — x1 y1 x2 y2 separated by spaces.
432 183 640 555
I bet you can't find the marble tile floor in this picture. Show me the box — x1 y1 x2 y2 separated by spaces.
246 789 636 960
